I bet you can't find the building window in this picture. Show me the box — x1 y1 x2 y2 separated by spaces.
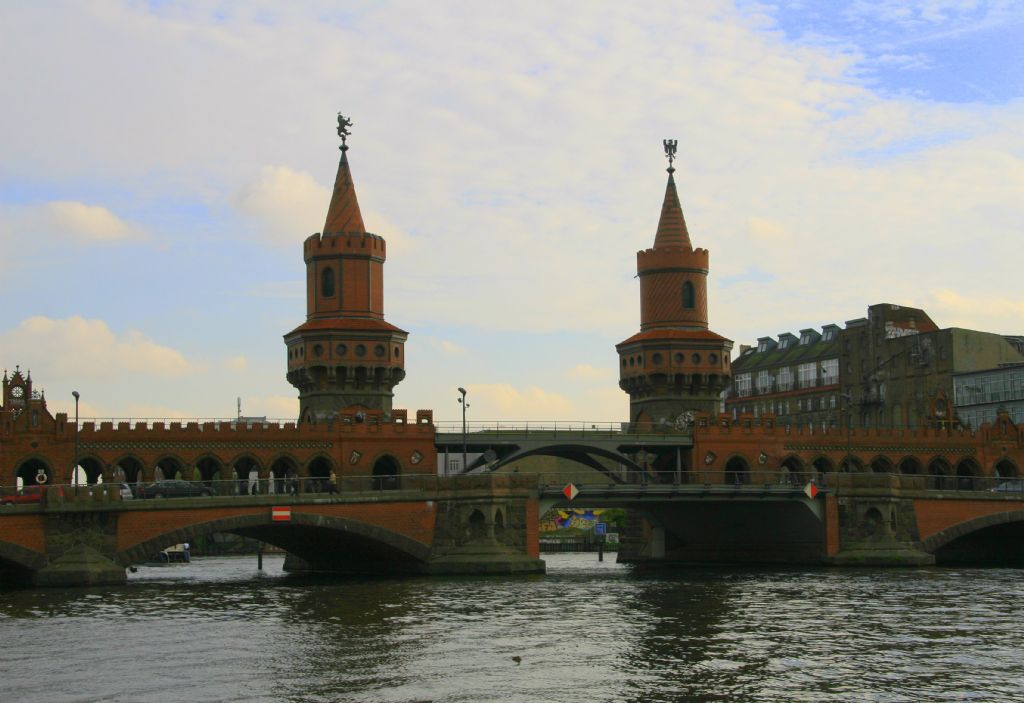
778 367 794 391
674 352 684 364
735 373 752 397
682 281 695 309
321 267 335 297
691 353 701 365
756 370 773 394
336 344 347 356
797 362 818 389
652 352 663 364
821 358 839 385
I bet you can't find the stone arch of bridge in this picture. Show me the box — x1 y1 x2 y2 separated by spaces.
724 455 751 485
488 444 643 481
870 455 894 473
0 539 48 579
14 456 54 487
116 511 432 571
922 509 1024 555
898 456 922 474
112 455 145 484
779 455 806 484
76 455 105 485
993 458 1018 478
154 455 187 481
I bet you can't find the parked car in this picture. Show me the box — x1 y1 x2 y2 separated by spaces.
137 480 214 499
991 479 1024 493
1 485 58 506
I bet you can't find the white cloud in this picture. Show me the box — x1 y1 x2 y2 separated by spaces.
234 166 328 246
0 316 194 380
469 383 574 420
0 201 147 244
227 355 249 372
1 2 1023 421
567 364 612 381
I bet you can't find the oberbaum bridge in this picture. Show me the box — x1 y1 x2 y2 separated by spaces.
3 119 1024 587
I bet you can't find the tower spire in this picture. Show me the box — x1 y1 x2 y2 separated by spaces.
653 139 691 249
322 113 366 234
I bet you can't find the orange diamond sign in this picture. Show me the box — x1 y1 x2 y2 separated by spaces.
563 483 579 501
804 482 819 499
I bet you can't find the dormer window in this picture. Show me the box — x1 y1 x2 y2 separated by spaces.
779 338 790 350
799 333 811 345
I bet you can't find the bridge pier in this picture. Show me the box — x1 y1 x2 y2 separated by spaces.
824 475 935 566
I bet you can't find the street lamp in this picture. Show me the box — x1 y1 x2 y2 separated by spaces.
839 392 854 473
458 387 469 473
72 391 80 493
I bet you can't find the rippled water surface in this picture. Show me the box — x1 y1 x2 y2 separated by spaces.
3 554 1024 702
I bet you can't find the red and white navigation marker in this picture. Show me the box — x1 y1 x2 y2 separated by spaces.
563 483 579 501
271 506 292 522
804 481 819 499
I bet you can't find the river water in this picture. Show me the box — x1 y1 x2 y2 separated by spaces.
2 554 1024 702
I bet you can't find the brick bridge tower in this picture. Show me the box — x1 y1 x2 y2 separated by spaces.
616 141 733 428
285 115 407 422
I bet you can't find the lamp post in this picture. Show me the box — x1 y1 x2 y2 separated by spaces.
840 392 853 473
458 387 469 473
72 391 80 493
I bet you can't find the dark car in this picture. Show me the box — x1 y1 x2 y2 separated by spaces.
137 480 214 499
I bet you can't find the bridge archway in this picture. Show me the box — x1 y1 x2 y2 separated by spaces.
0 540 48 585
724 456 750 485
231 455 261 495
270 455 298 494
994 458 1018 478
489 444 643 481
898 456 922 474
923 510 1024 565
76 456 104 485
371 455 400 490
870 455 893 473
780 456 806 485
307 455 336 492
113 456 144 485
839 455 864 472
117 512 432 575
15 458 52 487
811 456 833 479
155 455 186 481
955 458 980 490
927 457 951 489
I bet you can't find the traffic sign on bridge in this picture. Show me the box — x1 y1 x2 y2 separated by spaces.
563 483 579 501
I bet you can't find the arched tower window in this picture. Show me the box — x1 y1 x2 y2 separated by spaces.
682 281 695 309
321 267 335 298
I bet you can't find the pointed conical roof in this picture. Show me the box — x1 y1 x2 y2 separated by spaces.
653 169 691 249
322 148 366 234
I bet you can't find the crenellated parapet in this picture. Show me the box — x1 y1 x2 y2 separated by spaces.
636 246 709 273
304 231 387 262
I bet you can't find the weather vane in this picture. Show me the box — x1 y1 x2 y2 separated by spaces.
337 113 353 151
663 139 678 173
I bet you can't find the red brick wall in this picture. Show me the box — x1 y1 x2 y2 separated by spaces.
0 514 47 554
115 501 437 553
914 498 1024 542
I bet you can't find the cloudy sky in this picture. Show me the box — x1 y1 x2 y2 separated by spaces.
1 1 1022 425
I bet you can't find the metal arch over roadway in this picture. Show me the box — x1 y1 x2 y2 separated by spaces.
434 422 694 477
